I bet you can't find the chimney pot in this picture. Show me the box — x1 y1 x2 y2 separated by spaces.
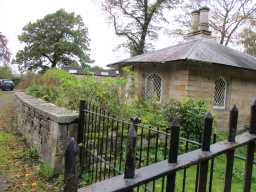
199 6 210 31
191 10 200 33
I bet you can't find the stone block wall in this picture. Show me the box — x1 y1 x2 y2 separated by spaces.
187 63 256 131
15 92 79 174
134 62 189 103
133 61 256 131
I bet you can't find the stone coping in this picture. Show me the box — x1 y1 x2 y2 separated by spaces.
15 91 78 123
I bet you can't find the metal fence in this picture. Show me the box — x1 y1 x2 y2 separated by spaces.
77 101 214 192
64 101 256 192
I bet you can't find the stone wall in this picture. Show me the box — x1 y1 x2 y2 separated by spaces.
15 92 78 174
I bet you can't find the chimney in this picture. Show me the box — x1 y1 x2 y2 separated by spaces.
186 6 211 39
191 10 200 32
199 7 210 31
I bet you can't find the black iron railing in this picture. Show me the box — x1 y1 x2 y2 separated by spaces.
64 100 256 192
77 101 209 190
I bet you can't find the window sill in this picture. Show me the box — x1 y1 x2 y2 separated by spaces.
213 106 226 111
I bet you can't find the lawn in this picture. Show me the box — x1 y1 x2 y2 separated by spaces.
80 131 256 192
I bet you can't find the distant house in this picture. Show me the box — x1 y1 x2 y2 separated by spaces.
108 7 256 131
93 70 119 77
62 66 119 79
62 66 84 74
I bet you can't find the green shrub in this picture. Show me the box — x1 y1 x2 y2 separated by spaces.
162 97 210 139
57 173 64 190
23 147 39 160
25 69 211 139
26 69 127 112
38 163 54 180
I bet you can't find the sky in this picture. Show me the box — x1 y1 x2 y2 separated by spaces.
0 0 178 70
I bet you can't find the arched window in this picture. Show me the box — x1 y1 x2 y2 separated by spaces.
213 78 227 108
145 73 162 101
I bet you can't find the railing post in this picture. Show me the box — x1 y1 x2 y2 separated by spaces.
166 119 180 192
78 100 86 174
64 138 79 192
124 117 140 192
197 112 213 192
243 100 256 192
224 105 238 192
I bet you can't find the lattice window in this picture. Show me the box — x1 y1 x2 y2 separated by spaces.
213 78 227 108
145 73 162 101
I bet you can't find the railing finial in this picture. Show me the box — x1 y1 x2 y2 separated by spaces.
202 112 213 151
168 118 180 164
249 100 256 134
228 104 238 142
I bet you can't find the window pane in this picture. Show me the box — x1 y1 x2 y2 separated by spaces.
145 74 162 101
214 78 226 107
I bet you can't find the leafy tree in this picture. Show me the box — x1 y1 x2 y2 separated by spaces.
240 28 256 56
102 0 181 56
0 64 13 79
91 65 104 73
15 9 92 72
0 32 11 64
172 0 256 46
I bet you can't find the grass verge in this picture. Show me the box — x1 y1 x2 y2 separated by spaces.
0 130 62 192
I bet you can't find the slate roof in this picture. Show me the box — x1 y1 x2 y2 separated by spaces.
108 38 256 71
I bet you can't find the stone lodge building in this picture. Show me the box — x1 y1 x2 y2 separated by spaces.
108 7 256 131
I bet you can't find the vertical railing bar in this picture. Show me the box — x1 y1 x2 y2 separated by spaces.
243 100 256 192
197 113 213 192
95 107 102 181
113 121 119 175
224 105 238 192
124 117 139 192
144 128 151 191
161 132 169 192
104 112 110 180
139 126 144 168
182 132 190 192
89 104 94 183
195 164 200 192
208 133 216 192
108 116 115 177
119 121 125 172
166 119 180 192
195 134 202 192
84 103 90 175
99 109 106 181
92 106 98 181
137 125 144 192
153 128 160 191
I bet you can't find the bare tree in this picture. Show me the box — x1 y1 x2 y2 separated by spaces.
211 0 256 46
173 0 256 46
0 32 11 64
102 0 181 56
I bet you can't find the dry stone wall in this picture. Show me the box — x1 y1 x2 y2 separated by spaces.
15 92 78 174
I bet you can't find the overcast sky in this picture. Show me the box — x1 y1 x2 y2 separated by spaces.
0 0 179 69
